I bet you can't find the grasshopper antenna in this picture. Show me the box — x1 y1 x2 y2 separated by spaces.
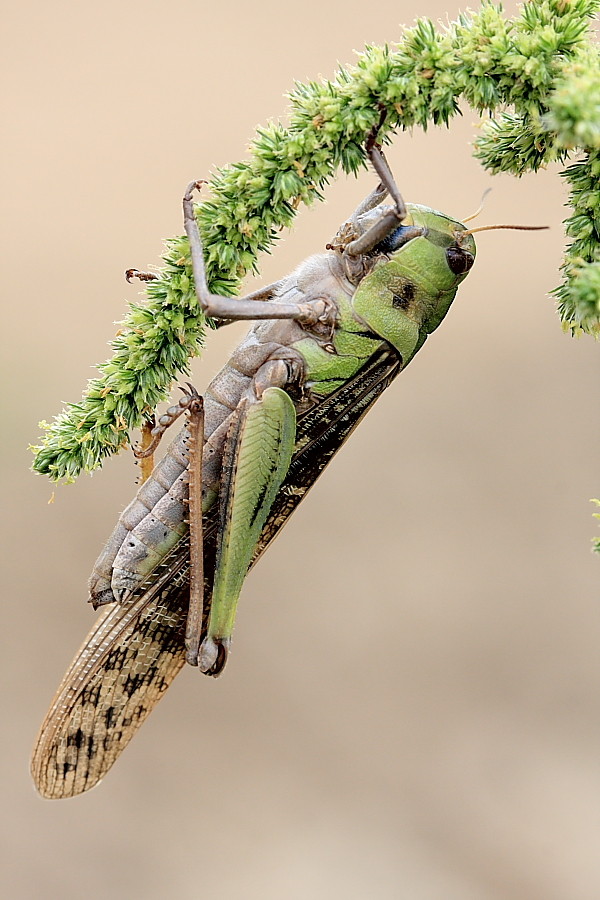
461 224 549 236
462 188 492 224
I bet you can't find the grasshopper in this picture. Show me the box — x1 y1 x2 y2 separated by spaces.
32 134 482 799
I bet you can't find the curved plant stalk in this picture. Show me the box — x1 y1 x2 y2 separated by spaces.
32 0 600 483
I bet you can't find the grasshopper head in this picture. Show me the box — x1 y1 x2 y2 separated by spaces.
350 204 476 363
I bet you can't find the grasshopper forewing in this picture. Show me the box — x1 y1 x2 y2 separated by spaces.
32 350 400 798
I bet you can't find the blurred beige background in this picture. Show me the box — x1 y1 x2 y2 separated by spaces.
2 1 599 898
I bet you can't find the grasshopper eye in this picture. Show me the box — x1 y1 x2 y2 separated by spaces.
446 246 474 275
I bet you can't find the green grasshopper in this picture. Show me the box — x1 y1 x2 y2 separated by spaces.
31 134 503 799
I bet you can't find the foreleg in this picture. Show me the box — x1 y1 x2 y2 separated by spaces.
345 115 423 257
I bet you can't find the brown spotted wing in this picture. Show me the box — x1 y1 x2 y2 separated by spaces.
31 349 401 798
